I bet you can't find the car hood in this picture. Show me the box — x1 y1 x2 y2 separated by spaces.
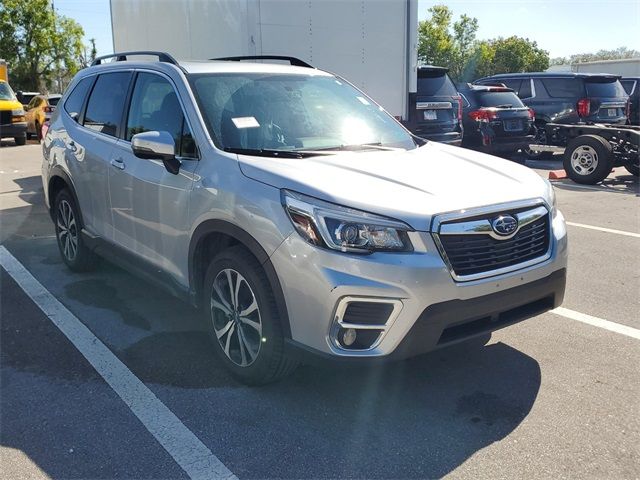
237 142 548 231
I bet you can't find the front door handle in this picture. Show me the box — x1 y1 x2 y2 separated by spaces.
110 158 125 170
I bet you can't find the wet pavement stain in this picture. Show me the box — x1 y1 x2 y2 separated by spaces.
64 279 151 331
456 391 527 427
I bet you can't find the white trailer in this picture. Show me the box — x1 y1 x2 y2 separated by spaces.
110 0 418 120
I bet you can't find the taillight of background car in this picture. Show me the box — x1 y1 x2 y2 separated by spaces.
577 98 591 118
468 108 498 121
44 106 55 113
528 108 535 120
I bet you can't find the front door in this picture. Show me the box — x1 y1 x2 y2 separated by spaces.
108 72 199 283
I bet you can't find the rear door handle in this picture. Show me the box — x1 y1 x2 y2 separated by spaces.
110 158 125 170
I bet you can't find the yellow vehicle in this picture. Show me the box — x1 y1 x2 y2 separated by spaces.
25 94 61 141
0 78 27 146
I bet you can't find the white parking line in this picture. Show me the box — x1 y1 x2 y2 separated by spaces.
552 307 640 340
0 246 237 480
566 221 640 238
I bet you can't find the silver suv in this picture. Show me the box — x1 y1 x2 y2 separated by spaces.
42 52 568 384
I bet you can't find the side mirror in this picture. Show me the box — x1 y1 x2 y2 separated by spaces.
131 131 181 175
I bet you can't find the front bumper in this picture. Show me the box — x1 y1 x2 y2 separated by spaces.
0 122 27 138
271 210 568 360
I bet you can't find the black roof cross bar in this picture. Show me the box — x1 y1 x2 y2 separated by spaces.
211 55 314 69
91 51 180 67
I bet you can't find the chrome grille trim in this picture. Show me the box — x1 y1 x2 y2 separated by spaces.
431 199 553 282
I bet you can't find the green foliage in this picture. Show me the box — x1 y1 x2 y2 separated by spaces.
418 5 550 82
0 0 85 92
551 47 640 66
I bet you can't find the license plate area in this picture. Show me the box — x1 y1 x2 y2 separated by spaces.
503 119 523 131
423 110 437 121
607 108 617 117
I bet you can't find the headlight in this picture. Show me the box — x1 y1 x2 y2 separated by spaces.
544 179 557 217
282 190 413 253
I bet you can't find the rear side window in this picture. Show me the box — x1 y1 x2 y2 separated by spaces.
476 91 525 108
83 72 132 137
48 97 61 106
417 71 457 96
64 77 94 120
540 78 584 98
621 80 636 95
126 72 197 158
585 79 628 98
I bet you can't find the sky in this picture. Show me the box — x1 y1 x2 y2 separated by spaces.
55 0 640 60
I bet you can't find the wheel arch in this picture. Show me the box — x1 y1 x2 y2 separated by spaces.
188 220 292 338
47 167 84 226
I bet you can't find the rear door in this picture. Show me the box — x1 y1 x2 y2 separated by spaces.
108 71 198 280
584 77 629 124
411 68 460 136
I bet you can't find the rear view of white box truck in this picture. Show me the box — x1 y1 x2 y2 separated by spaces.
110 0 418 121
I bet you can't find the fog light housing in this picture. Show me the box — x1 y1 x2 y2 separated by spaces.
342 328 357 346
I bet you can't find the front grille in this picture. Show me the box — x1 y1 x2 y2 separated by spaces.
437 208 550 278
0 110 12 125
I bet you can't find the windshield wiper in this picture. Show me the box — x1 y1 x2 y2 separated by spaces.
223 147 327 158
298 142 401 152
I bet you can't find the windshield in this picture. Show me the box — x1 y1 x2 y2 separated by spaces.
0 82 16 101
476 91 525 108
190 73 416 153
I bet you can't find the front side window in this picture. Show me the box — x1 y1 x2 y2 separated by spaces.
83 72 132 137
191 73 416 152
126 72 196 158
64 77 94 120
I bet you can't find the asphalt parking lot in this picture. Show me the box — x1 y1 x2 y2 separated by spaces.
1 140 639 479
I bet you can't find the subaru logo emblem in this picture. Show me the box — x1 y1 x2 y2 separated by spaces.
492 215 518 236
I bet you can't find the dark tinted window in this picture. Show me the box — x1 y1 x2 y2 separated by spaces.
84 72 132 137
476 91 525 108
48 97 61 106
585 79 627 97
518 80 532 98
64 77 94 120
540 78 584 98
417 71 457 96
621 80 636 95
126 73 196 158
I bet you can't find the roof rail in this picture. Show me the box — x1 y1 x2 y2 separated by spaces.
211 55 314 69
91 51 180 67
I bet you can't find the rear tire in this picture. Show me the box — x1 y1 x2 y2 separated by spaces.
54 189 98 272
203 245 298 385
14 136 26 146
625 162 639 176
563 135 613 184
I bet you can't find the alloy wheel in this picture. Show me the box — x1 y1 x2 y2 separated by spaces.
57 199 78 261
210 268 263 367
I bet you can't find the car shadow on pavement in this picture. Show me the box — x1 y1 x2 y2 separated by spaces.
552 172 639 195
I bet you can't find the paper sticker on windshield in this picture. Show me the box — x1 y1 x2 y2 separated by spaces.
356 96 370 105
232 116 260 129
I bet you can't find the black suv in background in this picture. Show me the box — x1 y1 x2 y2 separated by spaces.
406 66 463 145
621 77 639 125
474 72 629 157
458 84 535 157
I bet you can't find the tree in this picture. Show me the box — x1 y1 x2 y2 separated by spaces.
418 5 479 81
0 0 85 92
488 36 549 74
551 47 640 66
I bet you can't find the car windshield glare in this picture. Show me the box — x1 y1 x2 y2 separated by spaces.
0 82 16 101
190 73 416 153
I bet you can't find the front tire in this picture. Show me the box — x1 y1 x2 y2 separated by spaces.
203 245 298 385
563 135 613 184
54 189 98 272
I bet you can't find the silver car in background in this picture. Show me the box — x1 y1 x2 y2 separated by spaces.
42 52 567 384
